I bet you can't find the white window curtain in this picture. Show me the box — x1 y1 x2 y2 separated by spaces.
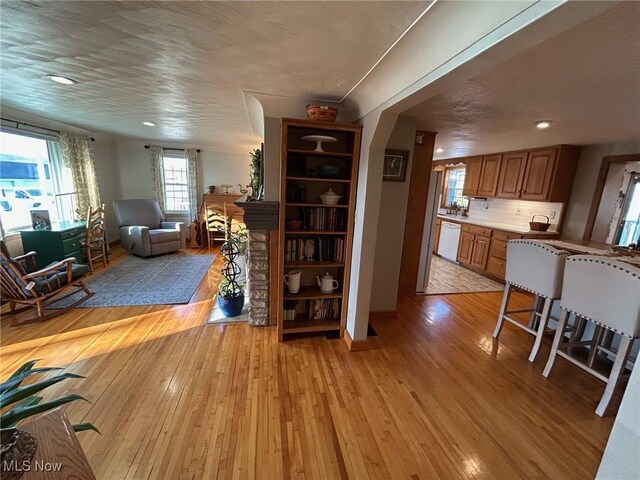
59 132 101 219
149 146 165 215
185 148 200 221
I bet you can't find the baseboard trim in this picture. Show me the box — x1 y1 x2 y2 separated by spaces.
369 310 397 320
343 330 371 352
109 239 121 248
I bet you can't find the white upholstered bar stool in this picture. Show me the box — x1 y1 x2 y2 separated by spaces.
492 240 569 362
543 255 640 416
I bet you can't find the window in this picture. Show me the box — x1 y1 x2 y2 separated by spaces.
0 131 73 234
163 153 189 213
441 167 468 208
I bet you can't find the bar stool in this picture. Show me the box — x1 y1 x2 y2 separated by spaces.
493 240 569 362
543 255 640 416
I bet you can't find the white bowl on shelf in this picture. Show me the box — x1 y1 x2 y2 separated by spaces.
319 188 341 205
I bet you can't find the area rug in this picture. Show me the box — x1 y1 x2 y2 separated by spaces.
424 256 503 295
52 254 215 308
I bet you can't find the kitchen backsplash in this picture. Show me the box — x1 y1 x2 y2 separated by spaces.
440 198 564 232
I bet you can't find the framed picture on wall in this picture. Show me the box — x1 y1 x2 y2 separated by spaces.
383 149 409 182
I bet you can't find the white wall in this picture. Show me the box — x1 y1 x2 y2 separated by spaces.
596 363 640 479
347 109 398 341
562 140 640 240
114 138 251 224
370 116 417 312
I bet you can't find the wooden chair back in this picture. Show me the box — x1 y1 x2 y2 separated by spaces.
0 248 32 301
84 204 107 273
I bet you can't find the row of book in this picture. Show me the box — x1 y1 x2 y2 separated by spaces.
284 237 345 262
302 207 346 231
283 299 341 321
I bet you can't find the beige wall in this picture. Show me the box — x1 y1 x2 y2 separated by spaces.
114 138 251 225
370 116 417 312
562 140 640 241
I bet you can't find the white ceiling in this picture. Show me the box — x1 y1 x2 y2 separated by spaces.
405 1 640 160
0 1 427 150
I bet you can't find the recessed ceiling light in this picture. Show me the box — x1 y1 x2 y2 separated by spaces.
46 75 77 85
535 121 552 129
143 121 156 127
435 147 444 153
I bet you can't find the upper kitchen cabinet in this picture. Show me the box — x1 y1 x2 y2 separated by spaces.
463 155 503 197
519 145 581 202
496 151 527 198
452 144 581 202
462 157 482 196
476 154 502 197
521 148 557 200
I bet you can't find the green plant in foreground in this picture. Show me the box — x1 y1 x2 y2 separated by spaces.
0 359 100 434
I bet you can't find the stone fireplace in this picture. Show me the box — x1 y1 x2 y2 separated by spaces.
235 199 279 326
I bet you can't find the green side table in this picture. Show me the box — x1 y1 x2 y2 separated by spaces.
20 220 87 269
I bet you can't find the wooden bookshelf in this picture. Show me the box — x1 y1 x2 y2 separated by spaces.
278 118 362 341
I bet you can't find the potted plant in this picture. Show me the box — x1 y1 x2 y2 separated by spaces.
248 148 262 201
217 239 245 317
1 360 99 478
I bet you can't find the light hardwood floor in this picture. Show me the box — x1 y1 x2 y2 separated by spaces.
1 247 614 479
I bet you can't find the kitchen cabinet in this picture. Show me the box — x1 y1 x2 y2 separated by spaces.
457 231 474 264
453 145 581 202
462 157 482 196
433 218 441 254
476 155 502 197
496 152 527 198
470 234 491 269
521 148 557 200
458 224 492 269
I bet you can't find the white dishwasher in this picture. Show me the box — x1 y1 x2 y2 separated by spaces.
437 221 461 262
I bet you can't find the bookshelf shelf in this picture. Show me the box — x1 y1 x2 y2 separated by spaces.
278 118 362 342
285 230 347 235
285 261 345 268
287 149 352 159
284 286 343 300
282 318 341 333
285 176 351 184
286 202 349 208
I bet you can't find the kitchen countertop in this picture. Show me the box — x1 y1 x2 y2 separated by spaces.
436 214 559 236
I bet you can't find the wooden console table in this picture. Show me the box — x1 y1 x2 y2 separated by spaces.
18 408 95 479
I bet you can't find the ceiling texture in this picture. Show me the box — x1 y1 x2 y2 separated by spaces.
0 1 427 150
406 1 640 160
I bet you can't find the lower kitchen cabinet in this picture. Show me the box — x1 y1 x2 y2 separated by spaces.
470 235 490 270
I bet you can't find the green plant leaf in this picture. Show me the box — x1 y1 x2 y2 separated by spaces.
0 373 85 409
73 423 101 434
0 367 64 394
0 394 89 428
7 359 40 379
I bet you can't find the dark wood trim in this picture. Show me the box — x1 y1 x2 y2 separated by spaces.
369 310 398 320
343 329 371 352
583 153 640 241
108 239 121 248
398 131 437 297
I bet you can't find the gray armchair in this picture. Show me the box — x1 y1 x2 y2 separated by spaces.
113 199 186 257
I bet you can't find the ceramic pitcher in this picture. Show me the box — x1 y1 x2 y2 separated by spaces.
284 270 302 294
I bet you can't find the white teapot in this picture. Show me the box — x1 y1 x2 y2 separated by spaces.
316 272 339 293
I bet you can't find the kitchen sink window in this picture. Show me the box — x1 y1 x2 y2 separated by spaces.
442 166 468 208
0 130 73 235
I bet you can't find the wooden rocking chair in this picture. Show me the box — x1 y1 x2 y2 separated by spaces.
0 244 94 326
